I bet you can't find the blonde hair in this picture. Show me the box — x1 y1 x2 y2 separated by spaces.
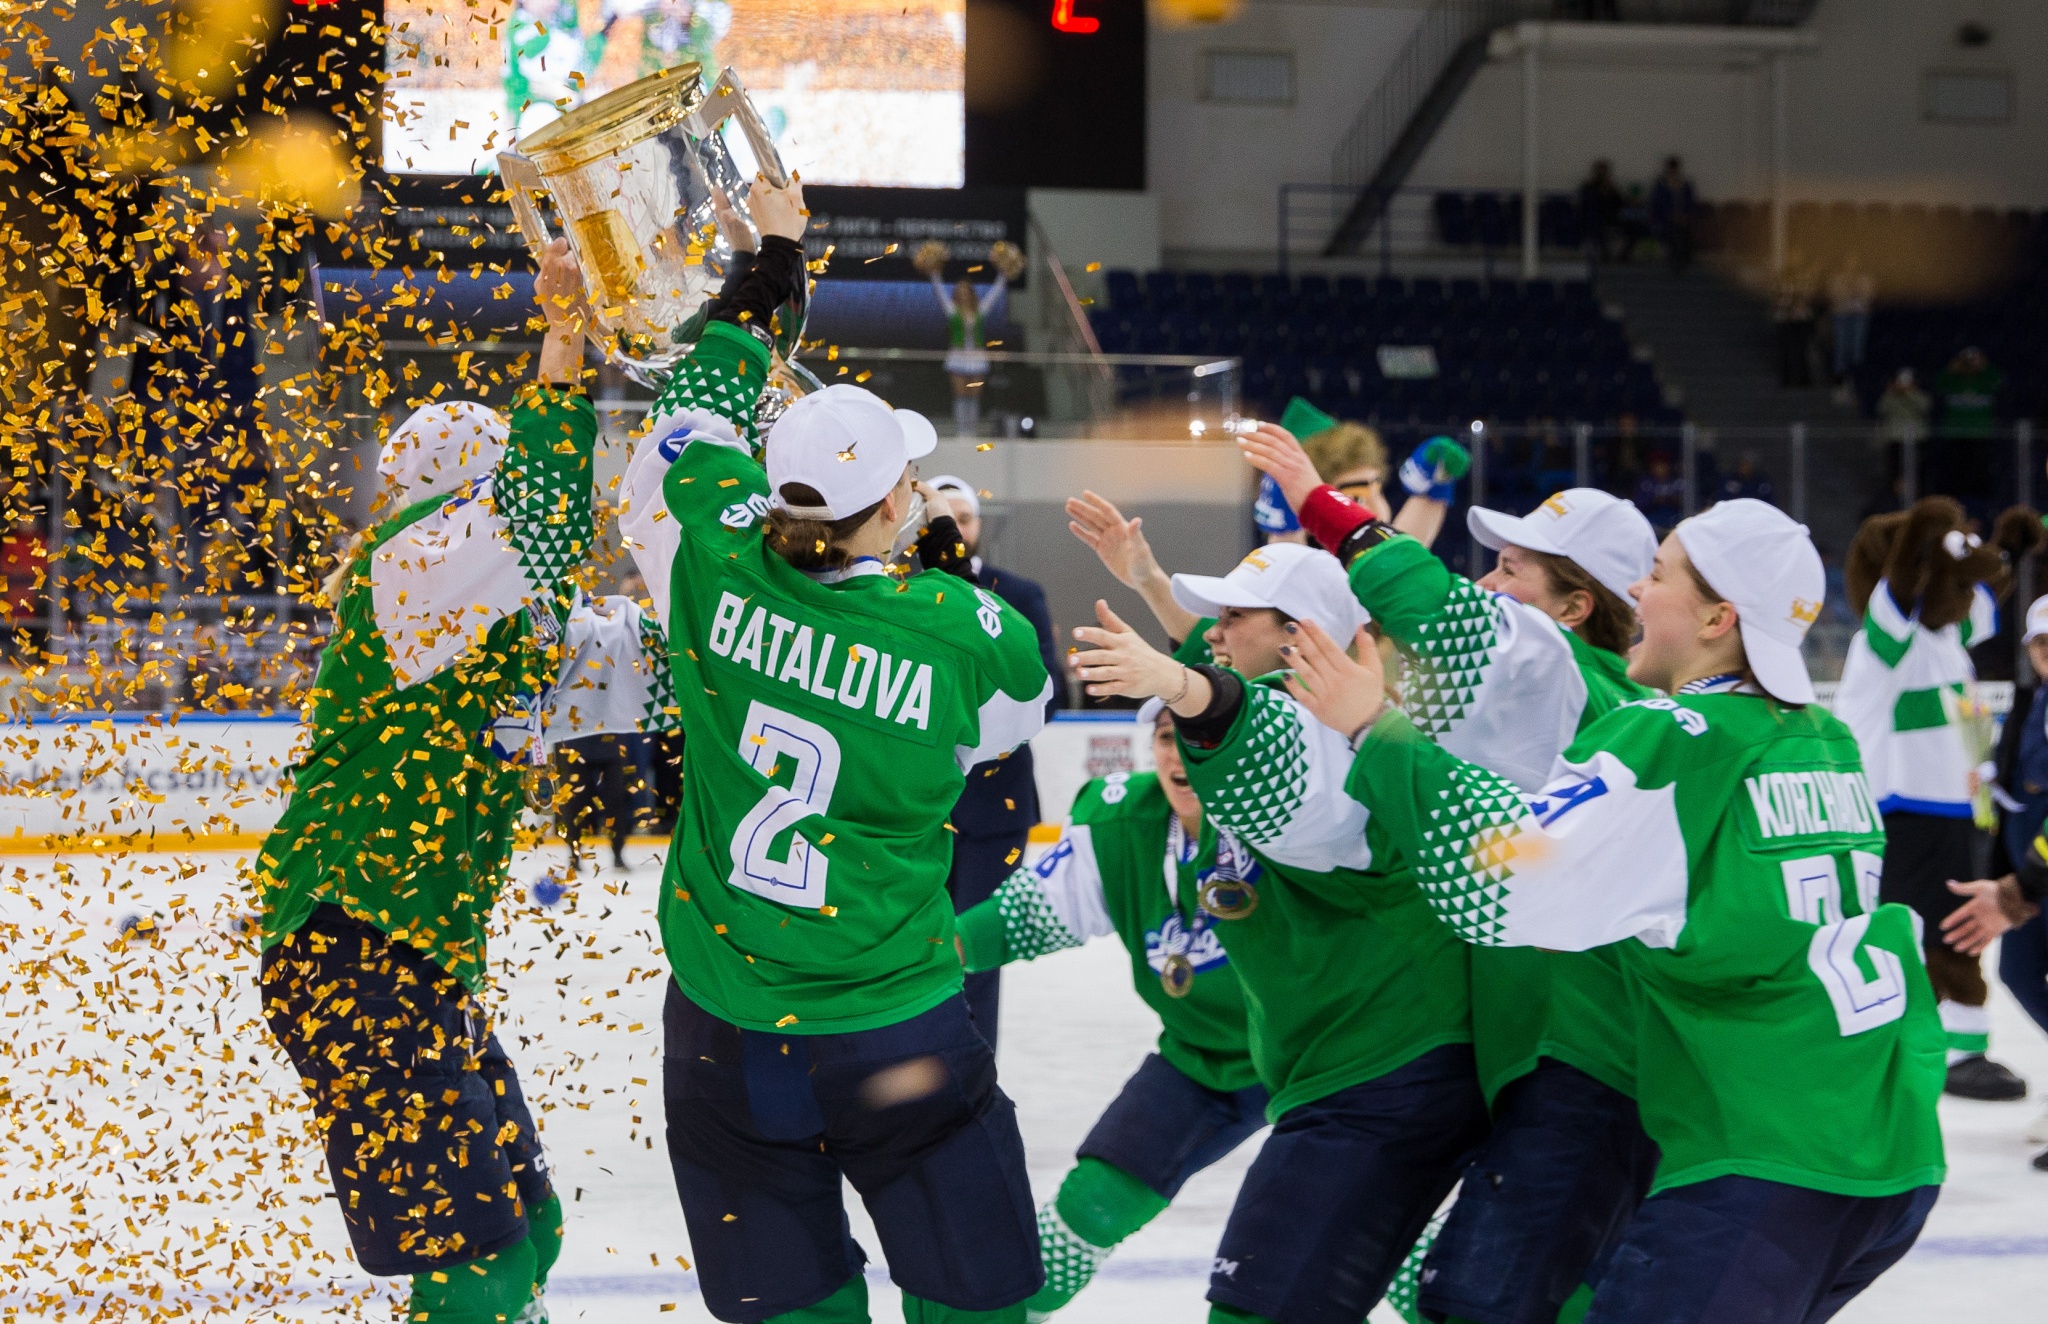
1303 423 1388 485
320 531 368 606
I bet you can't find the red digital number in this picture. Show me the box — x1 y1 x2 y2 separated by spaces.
1051 0 1100 34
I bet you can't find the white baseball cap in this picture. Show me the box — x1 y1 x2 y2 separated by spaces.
1170 543 1371 641
928 474 981 519
765 384 937 520
1467 488 1657 603
1673 499 1824 705
379 401 508 503
2022 595 2048 644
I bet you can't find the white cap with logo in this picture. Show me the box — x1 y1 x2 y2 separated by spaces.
2023 595 2048 644
1674 498 1824 705
765 384 938 520
1170 543 1371 642
927 474 982 520
1467 488 1658 603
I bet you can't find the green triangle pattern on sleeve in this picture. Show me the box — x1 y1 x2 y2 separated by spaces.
1403 577 1504 738
500 429 591 601
638 613 679 730
1409 760 1530 944
1200 688 1311 846
996 869 1082 960
648 326 770 444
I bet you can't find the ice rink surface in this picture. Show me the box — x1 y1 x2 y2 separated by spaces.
2 842 2044 1321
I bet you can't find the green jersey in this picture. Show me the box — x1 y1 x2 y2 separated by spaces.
1351 679 1947 1197
1350 533 1652 1100
258 386 597 990
1178 676 1471 1120
956 772 1259 1094
619 322 1053 1034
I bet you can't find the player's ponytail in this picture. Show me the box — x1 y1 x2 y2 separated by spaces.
765 482 887 572
319 530 369 606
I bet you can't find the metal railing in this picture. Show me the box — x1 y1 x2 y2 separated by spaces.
1447 418 2041 679
1279 184 1597 277
1331 0 1533 194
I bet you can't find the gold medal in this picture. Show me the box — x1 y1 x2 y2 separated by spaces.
1199 877 1259 920
1161 953 1196 998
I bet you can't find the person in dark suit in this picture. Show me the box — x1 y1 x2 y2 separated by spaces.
929 475 1067 1049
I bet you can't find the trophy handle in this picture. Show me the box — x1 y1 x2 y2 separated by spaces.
496 150 556 264
706 67 790 189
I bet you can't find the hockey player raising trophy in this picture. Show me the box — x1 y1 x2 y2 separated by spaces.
498 60 816 426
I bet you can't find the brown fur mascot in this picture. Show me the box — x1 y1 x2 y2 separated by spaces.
1837 497 2042 1100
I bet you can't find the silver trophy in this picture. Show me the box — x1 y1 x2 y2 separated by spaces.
498 63 807 391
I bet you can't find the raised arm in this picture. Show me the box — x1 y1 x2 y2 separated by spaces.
368 241 596 688
1065 490 1203 642
1285 618 1689 951
620 176 808 628
1070 601 1374 873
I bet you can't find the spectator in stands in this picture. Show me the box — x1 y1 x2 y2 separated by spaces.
1632 451 1685 531
1606 411 1645 492
0 518 48 664
1938 346 2004 438
1877 367 1932 505
1716 452 1776 506
1578 160 1622 262
1650 156 1700 272
1615 181 1652 262
1937 346 2005 499
1830 254 1877 399
1773 261 1819 388
1531 422 1575 494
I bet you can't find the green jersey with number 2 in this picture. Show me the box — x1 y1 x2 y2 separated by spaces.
1352 678 1946 1197
620 323 1053 1034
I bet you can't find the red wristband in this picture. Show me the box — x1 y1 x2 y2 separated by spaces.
1298 485 1376 552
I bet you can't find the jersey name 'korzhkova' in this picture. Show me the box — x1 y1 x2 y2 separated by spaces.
707 589 940 730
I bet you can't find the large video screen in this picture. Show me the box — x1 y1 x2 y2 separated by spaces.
382 0 966 187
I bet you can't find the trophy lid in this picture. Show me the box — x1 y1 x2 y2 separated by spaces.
515 63 708 174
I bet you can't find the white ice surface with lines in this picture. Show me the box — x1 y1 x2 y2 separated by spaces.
1 843 2042 1321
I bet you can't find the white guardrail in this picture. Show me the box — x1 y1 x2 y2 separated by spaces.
0 689 2010 850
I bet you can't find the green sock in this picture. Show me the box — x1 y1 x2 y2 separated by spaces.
1555 1283 1595 1324
1206 1305 1274 1324
406 1240 538 1324
766 1274 869 1324
1026 1158 1170 1316
1385 1211 1448 1324
901 1294 1024 1324
526 1192 565 1286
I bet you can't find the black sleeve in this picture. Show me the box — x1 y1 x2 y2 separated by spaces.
1334 517 1404 569
1170 665 1243 749
912 515 973 577
710 235 803 337
701 248 757 318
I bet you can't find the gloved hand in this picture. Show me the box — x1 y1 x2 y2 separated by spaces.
1399 435 1471 503
1253 473 1301 536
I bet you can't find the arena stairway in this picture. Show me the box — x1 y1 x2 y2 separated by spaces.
1596 263 1867 558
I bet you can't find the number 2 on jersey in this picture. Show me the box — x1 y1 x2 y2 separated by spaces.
729 701 842 908
1783 852 1908 1037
